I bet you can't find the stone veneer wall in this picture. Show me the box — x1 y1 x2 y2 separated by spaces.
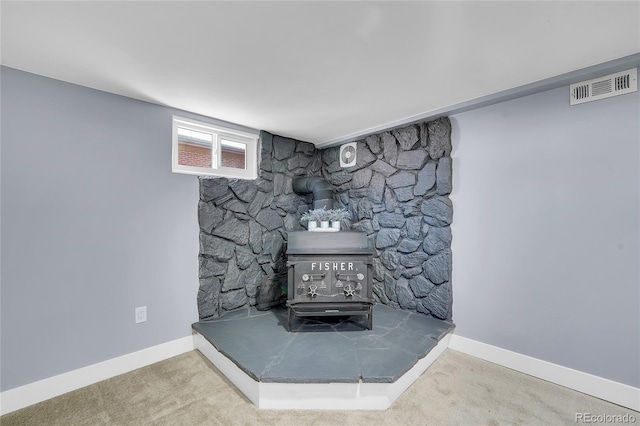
198 118 453 321
197 132 321 320
321 118 453 319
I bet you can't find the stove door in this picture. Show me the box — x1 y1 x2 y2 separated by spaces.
290 259 369 303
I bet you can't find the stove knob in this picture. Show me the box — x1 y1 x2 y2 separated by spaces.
302 274 310 282
308 285 318 297
356 273 365 281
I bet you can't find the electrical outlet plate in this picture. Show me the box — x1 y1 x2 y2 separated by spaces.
135 306 147 323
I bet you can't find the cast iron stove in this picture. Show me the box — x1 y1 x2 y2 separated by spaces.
286 231 374 331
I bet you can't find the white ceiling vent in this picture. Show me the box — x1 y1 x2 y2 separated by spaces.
570 68 637 105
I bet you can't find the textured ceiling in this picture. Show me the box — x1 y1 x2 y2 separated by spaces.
2 1 639 145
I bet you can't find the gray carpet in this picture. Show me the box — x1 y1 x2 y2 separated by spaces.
2 349 637 425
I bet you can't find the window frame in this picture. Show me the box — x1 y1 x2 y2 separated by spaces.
172 115 258 180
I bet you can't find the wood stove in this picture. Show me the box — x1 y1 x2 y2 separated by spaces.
286 231 374 331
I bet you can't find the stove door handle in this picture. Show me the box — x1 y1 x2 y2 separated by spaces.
336 273 365 281
304 273 326 281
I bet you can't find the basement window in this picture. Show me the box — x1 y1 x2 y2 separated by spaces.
172 116 258 180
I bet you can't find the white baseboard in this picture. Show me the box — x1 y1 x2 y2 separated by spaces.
0 336 194 416
448 334 640 411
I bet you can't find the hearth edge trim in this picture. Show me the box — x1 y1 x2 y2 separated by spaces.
192 331 452 410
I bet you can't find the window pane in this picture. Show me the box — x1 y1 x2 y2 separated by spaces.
177 127 212 168
220 139 246 169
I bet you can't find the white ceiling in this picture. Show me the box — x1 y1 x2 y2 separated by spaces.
2 1 639 146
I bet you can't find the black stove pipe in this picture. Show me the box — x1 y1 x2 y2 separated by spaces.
293 177 334 210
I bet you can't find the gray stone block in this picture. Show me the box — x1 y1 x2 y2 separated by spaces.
371 215 380 231
369 173 386 203
376 212 406 228
212 192 234 206
400 252 429 268
229 180 258 203
426 117 452 160
275 194 304 213
298 154 312 168
272 173 286 196
392 125 419 151
380 250 400 270
198 201 224 233
221 288 247 311
200 178 229 202
198 277 221 319
263 231 284 261
236 248 256 270
351 168 373 189
375 228 401 249
406 216 422 239
212 216 249 245
386 171 416 189
409 275 435 298
284 214 302 231
365 134 382 154
256 208 284 231
436 157 452 195
394 187 415 203
295 141 315 155
397 238 421 253
322 146 339 165
328 170 353 186
396 149 428 170
372 258 385 281
372 279 390 304
384 273 398 303
421 196 453 227
260 131 273 154
402 198 423 216
256 179 273 193
423 249 452 284
247 191 268 217
260 149 272 172
419 122 428 147
370 159 397 177
224 199 247 214
222 258 244 291
382 132 398 166
423 226 452 255
287 155 300 170
352 220 374 235
401 266 423 278
415 301 431 316
414 162 436 196
349 142 376 171
273 136 296 160
248 220 263 254
244 261 264 298
372 204 386 213
200 234 235 260
384 189 396 212
422 281 450 319
199 256 227 278
357 198 374 220
396 278 417 309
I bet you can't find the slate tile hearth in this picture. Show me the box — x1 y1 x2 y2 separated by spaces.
192 304 454 384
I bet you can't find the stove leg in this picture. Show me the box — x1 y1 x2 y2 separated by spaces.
288 307 294 332
367 306 373 330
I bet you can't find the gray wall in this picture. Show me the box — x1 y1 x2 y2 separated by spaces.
450 86 639 387
1 67 201 391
